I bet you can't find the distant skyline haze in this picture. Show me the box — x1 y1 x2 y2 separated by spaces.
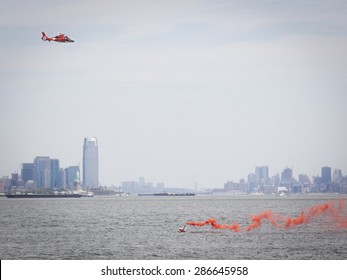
1 0 347 188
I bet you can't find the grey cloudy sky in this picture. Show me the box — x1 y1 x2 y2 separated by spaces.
1 0 347 188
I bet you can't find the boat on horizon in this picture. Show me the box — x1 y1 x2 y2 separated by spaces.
138 192 196 196
5 193 82 198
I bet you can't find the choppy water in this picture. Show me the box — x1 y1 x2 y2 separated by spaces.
0 195 346 260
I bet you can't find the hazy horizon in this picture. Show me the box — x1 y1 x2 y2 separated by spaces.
1 0 347 188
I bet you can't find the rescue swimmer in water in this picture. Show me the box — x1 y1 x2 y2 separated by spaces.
177 225 187 233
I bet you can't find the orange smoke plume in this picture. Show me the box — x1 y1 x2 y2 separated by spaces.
246 211 278 231
186 218 240 232
186 199 347 232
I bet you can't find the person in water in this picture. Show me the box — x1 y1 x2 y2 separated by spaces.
178 225 186 233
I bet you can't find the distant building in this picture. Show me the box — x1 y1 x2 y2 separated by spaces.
321 166 332 184
42 168 50 188
272 174 280 188
121 181 139 194
0 176 10 192
11 173 19 188
50 159 60 188
59 168 66 189
298 174 310 184
21 163 34 183
34 156 51 188
224 180 247 193
239 178 248 193
333 169 343 183
224 181 237 192
65 166 79 189
247 173 257 192
83 137 99 188
255 166 269 187
281 167 293 182
0 179 4 193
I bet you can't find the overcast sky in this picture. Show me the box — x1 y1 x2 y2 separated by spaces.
1 0 347 188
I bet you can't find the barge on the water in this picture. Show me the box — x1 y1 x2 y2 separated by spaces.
5 193 82 198
138 192 196 196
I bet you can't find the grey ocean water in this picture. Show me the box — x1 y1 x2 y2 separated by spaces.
0 195 346 260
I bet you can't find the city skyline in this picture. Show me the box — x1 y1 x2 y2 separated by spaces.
2 159 347 195
1 1 347 188
1 146 345 190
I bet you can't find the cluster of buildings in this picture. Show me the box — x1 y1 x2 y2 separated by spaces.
1 136 347 195
218 165 347 195
0 137 99 193
120 177 166 194
119 166 347 195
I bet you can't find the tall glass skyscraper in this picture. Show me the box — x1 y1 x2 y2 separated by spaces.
34 156 51 188
50 159 60 188
321 166 332 184
83 137 99 188
255 165 269 187
21 163 34 183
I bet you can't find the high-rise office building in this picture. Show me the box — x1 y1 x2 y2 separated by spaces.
321 166 332 184
255 166 269 186
34 156 51 188
21 163 34 183
50 159 60 188
281 167 293 182
83 137 99 188
333 169 343 183
65 165 80 189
